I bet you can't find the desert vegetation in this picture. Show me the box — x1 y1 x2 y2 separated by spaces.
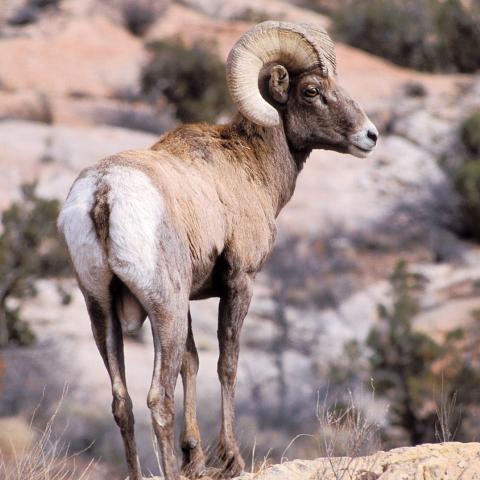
333 0 480 73
6 0 61 26
118 0 168 36
454 111 480 239
366 260 480 445
326 259 480 449
0 184 71 347
0 413 88 480
142 40 232 123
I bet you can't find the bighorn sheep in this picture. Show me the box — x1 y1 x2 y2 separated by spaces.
58 21 378 480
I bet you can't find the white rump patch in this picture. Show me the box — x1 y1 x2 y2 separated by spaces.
58 170 110 297
105 166 164 292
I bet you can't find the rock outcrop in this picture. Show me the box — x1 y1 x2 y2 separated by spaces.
236 443 480 479
0 16 144 97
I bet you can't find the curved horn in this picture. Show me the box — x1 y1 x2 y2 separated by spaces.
302 23 337 75
226 21 335 127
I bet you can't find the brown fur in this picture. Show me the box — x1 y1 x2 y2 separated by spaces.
90 183 110 250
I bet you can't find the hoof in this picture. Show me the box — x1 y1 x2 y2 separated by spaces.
181 438 207 479
208 447 245 479
202 467 222 479
199 467 221 480
182 464 209 479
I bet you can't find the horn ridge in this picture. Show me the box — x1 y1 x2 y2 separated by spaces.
226 21 336 127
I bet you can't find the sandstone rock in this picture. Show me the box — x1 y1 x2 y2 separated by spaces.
49 95 175 133
0 91 175 133
0 90 53 123
367 135 448 196
236 442 480 479
391 109 456 157
146 4 251 62
179 0 329 26
334 44 466 107
279 133 454 238
147 2 464 108
147 2 330 63
0 16 145 97
0 0 27 26
0 120 157 208
412 258 480 340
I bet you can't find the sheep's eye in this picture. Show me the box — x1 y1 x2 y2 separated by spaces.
303 87 319 98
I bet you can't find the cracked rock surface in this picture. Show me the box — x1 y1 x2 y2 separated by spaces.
235 443 480 479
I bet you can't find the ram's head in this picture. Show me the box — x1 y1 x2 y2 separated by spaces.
227 21 378 158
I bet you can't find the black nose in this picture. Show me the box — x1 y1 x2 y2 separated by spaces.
367 129 378 143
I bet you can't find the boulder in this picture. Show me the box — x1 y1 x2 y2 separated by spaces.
236 442 480 479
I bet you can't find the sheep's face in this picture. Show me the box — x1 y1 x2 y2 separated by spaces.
269 66 378 158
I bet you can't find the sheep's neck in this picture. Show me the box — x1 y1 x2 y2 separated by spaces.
230 115 310 217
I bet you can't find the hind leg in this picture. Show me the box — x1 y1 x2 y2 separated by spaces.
83 289 142 480
146 296 188 480
180 310 206 478
60 166 143 478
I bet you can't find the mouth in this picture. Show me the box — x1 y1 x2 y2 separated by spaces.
354 144 371 153
348 120 379 158
350 143 374 158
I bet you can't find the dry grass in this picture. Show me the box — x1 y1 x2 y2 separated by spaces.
315 391 381 460
309 390 382 479
249 437 273 477
245 389 382 479
0 388 95 480
434 379 461 444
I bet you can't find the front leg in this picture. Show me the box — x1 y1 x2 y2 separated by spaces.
214 273 252 478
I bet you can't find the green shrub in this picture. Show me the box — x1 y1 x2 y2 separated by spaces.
0 183 72 347
300 0 349 15
6 308 35 347
454 159 480 239
119 0 168 37
333 0 480 73
7 6 39 25
141 41 232 124
7 0 61 26
29 0 61 8
403 81 427 98
461 111 480 156
365 260 480 445
452 112 480 240
436 0 480 73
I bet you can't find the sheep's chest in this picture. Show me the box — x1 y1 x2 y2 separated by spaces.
189 219 276 300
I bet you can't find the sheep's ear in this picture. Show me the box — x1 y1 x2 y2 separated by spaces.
269 65 289 104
